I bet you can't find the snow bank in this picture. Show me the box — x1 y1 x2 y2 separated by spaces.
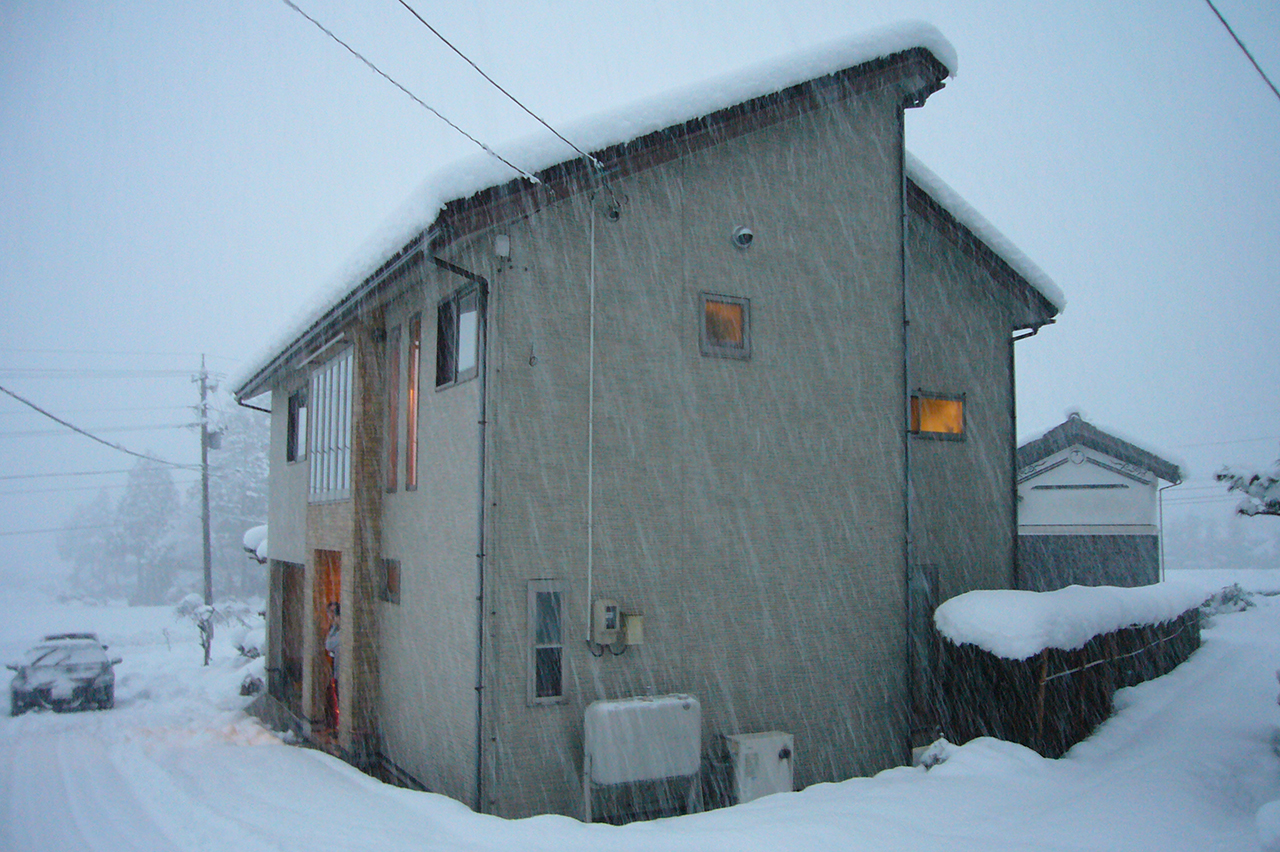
233 22 956 396
935 584 1208 660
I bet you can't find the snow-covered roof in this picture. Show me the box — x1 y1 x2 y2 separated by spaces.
1018 413 1183 484
905 153 1065 312
934 583 1207 661
233 22 1053 398
234 23 956 398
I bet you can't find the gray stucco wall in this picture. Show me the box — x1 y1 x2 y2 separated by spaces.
375 272 485 806
1017 534 1160 591
906 209 1017 602
267 387 309 565
478 87 911 818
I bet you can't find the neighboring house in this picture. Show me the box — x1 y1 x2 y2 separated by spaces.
1016 413 1183 591
233 25 1060 821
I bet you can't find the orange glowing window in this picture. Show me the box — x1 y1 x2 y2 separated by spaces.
700 293 751 359
911 393 965 438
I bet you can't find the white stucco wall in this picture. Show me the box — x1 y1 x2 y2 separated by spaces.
1017 445 1158 530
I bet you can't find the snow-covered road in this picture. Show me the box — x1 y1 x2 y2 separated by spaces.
2 574 1278 852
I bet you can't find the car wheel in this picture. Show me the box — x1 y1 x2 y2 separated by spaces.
98 686 114 710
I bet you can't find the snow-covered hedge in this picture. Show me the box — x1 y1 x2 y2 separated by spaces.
934 583 1209 661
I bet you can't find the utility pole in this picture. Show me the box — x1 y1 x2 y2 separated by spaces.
199 356 214 666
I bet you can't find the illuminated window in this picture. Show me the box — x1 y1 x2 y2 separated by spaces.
436 287 479 388
385 324 400 492
406 314 421 490
527 580 564 704
910 392 965 439
700 292 751 359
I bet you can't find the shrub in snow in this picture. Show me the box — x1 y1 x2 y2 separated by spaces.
232 626 266 659
1200 583 1254 617
240 673 264 696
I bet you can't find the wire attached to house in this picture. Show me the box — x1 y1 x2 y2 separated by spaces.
394 0 605 173
0 383 195 470
279 0 541 183
1204 0 1280 103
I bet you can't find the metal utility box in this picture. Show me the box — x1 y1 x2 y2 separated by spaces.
726 731 794 804
583 694 701 822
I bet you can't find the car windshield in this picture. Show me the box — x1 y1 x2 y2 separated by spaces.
23 642 106 668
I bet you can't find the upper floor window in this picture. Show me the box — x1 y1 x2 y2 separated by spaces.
406 314 421 489
436 287 479 388
286 389 307 463
385 324 400 492
700 292 751 359
911 391 965 439
309 348 353 501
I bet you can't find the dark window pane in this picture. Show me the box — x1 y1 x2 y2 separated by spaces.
534 647 562 698
535 591 561 645
436 300 456 386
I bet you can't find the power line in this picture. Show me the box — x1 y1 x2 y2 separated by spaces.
0 523 115 538
0 368 207 379
0 477 201 498
0 469 136 481
0 383 196 470
1204 0 1280 103
0 422 196 439
394 0 603 172
279 0 540 183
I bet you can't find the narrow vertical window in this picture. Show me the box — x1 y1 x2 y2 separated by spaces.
286 389 307 463
307 349 353 501
385 325 401 492
406 314 421 490
527 580 564 703
435 298 457 387
380 558 401 604
700 292 751 359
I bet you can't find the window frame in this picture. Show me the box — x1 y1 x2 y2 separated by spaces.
910 390 966 441
699 292 751 360
285 388 307 463
380 558 401 604
385 324 401 492
526 579 565 706
406 314 421 490
436 287 480 389
307 348 354 502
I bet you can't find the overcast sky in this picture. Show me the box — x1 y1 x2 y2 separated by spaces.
1 0 1277 587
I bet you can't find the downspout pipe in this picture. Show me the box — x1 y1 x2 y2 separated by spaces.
432 255 491 814
897 105 916 748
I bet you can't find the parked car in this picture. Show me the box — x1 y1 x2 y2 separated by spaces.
7 635 120 715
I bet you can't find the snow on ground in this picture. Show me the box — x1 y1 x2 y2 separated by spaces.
2 570 1278 852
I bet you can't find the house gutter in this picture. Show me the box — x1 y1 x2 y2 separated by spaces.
431 255 491 815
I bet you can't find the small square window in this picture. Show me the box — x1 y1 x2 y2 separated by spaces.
911 392 965 439
700 293 751 360
380 558 401 604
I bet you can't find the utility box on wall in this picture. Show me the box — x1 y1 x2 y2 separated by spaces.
726 731 794 804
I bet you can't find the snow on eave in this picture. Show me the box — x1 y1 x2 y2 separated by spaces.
232 22 957 399
934 584 1207 661
905 152 1066 315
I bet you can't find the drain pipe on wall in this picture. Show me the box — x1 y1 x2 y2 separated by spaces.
897 107 918 742
431 255 491 814
585 203 598 644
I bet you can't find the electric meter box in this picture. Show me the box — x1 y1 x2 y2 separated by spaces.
592 598 620 645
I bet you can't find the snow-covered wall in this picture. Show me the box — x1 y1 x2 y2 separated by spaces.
934 583 1207 660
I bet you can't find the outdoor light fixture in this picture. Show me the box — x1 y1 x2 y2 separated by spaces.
731 225 754 249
